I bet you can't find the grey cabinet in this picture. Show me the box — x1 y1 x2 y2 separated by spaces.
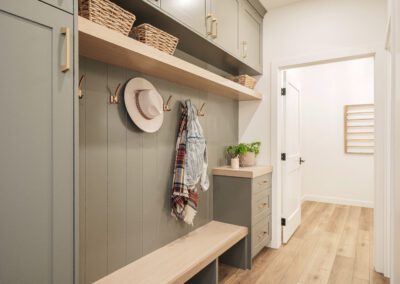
214 173 272 268
209 0 240 57
144 0 160 8
161 0 209 35
41 0 74 14
0 1 75 283
239 0 262 71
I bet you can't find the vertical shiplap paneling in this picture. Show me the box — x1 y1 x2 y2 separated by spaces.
125 70 144 263
84 58 108 284
141 80 161 255
78 59 87 284
107 65 128 273
80 58 238 283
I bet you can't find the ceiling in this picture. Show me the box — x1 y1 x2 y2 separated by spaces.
259 0 303 10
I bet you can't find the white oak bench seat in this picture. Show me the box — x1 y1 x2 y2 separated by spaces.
95 221 248 284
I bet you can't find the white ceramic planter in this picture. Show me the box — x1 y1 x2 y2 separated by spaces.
231 157 240 169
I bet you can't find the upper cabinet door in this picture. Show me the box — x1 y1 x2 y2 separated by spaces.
144 0 161 8
0 1 74 283
40 0 73 14
210 0 239 57
161 0 208 35
239 0 262 71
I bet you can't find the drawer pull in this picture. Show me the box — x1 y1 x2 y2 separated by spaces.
258 231 267 240
258 180 268 186
258 202 268 209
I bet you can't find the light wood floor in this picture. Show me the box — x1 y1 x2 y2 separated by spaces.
219 201 390 284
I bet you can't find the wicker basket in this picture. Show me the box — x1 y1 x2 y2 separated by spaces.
131 24 179 55
79 0 136 36
230 75 256 90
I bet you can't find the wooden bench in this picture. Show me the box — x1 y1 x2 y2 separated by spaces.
94 221 248 284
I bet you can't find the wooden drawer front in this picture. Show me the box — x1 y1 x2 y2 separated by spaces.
252 189 268 224
252 174 271 195
252 237 267 258
252 218 268 249
251 214 272 258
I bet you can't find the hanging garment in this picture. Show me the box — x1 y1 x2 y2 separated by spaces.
171 100 209 225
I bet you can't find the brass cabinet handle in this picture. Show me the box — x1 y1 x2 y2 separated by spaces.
258 202 268 209
258 231 267 240
211 18 218 39
206 14 213 36
258 180 268 186
60 27 71 72
242 41 248 58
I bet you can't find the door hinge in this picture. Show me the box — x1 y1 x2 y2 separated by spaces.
281 218 286 226
281 153 286 161
281 88 286 96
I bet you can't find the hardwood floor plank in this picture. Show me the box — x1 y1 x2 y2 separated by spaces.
353 230 370 281
337 206 362 258
218 203 390 284
328 255 355 284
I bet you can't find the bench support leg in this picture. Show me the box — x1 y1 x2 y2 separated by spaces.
187 259 218 284
219 236 250 270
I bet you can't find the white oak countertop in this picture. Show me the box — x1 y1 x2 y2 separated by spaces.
212 165 273 178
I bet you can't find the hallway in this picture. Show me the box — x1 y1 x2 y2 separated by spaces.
219 201 389 284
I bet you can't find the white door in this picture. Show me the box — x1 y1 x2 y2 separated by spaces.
281 70 303 244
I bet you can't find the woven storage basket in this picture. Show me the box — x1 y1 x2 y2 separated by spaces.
131 24 179 55
79 0 136 36
230 75 256 90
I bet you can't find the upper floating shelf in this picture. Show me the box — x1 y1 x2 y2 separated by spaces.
78 17 262 101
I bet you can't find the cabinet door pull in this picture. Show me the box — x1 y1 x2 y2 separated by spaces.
60 27 71 72
212 18 218 39
206 14 213 36
258 202 268 209
242 41 248 58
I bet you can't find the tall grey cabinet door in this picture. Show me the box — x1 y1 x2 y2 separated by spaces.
161 0 208 35
239 0 262 71
0 1 74 284
211 0 239 57
40 0 73 14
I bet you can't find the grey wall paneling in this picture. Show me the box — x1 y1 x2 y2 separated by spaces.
79 57 239 283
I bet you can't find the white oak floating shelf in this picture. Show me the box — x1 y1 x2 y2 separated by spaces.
78 17 262 101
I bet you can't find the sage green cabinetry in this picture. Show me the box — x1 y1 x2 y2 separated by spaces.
144 0 263 72
214 173 272 268
41 0 74 14
161 0 210 35
209 0 240 57
0 1 75 283
239 0 262 71
144 0 160 8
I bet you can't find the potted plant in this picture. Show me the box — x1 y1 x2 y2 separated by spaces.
226 142 261 167
226 145 240 169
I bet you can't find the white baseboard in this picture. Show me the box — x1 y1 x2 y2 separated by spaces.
302 194 374 208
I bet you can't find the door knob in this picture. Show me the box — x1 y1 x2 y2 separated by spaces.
299 158 305 165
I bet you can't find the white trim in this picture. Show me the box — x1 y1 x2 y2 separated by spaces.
302 194 374 208
269 46 390 275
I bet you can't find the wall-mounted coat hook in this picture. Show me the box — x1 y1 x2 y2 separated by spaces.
78 75 85 99
110 83 122 104
163 95 173 112
197 102 206 116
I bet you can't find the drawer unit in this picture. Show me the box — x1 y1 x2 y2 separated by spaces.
213 167 273 268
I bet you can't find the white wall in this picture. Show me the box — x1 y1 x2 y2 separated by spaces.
240 0 389 273
240 0 387 165
289 58 374 207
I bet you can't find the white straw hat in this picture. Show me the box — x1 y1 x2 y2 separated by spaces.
124 77 164 133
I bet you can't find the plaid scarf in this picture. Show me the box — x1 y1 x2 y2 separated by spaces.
171 107 200 225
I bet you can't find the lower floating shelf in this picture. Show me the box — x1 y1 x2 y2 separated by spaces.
78 17 262 101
